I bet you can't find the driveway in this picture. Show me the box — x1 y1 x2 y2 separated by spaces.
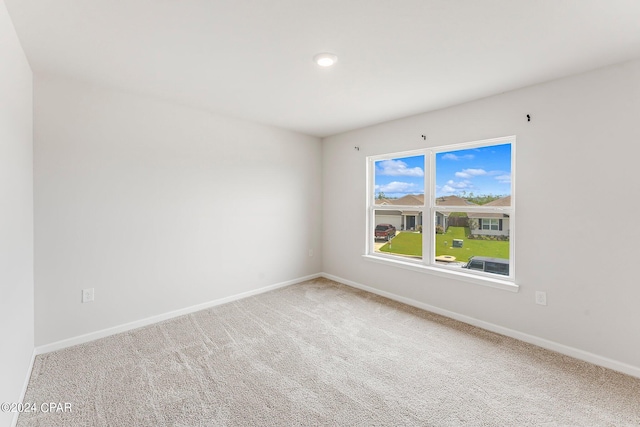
374 241 384 251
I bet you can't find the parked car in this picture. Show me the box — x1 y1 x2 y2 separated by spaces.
463 256 509 276
375 224 396 241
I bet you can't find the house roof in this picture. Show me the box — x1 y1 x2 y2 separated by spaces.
392 194 424 206
374 194 423 206
377 194 477 207
484 196 511 207
467 212 509 219
377 194 511 217
467 196 511 218
435 195 476 206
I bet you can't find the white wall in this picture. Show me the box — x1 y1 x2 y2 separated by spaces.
322 59 640 371
0 1 34 425
34 74 322 346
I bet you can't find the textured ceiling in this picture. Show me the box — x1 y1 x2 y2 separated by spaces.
5 0 640 137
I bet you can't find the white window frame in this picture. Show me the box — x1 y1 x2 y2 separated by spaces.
364 136 517 292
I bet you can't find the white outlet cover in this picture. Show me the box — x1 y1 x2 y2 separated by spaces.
82 288 94 303
535 291 547 306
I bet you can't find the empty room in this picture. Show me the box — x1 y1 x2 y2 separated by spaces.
2 1 640 426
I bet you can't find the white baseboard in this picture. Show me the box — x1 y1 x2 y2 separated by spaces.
29 271 640 385
12 349 36 427
35 273 321 356
321 272 640 380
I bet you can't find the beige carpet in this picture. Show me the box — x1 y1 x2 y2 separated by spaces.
18 278 640 426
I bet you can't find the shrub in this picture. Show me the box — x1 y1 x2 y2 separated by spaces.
467 234 509 241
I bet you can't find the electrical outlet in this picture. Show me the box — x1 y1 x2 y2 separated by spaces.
535 291 547 306
82 288 94 303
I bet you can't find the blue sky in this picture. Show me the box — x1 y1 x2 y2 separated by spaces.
435 144 511 198
374 155 425 198
374 143 512 198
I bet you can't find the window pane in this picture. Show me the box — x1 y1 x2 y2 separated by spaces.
435 144 511 205
374 155 425 205
434 209 510 276
373 210 422 259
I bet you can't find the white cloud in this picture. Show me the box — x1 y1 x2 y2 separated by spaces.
495 174 511 184
455 168 487 178
377 159 424 177
442 153 474 161
439 180 473 194
451 180 472 188
447 180 473 189
375 181 421 194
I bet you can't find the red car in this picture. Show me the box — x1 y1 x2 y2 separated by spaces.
375 224 396 241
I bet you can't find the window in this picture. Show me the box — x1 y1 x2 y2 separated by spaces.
366 136 515 287
481 219 497 230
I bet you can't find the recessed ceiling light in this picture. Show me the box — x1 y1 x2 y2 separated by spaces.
314 52 338 67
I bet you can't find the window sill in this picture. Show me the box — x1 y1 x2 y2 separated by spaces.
362 254 519 293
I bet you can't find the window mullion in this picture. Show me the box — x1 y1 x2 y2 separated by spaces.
424 150 434 266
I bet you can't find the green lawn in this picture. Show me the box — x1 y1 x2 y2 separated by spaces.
379 227 509 262
379 232 422 257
